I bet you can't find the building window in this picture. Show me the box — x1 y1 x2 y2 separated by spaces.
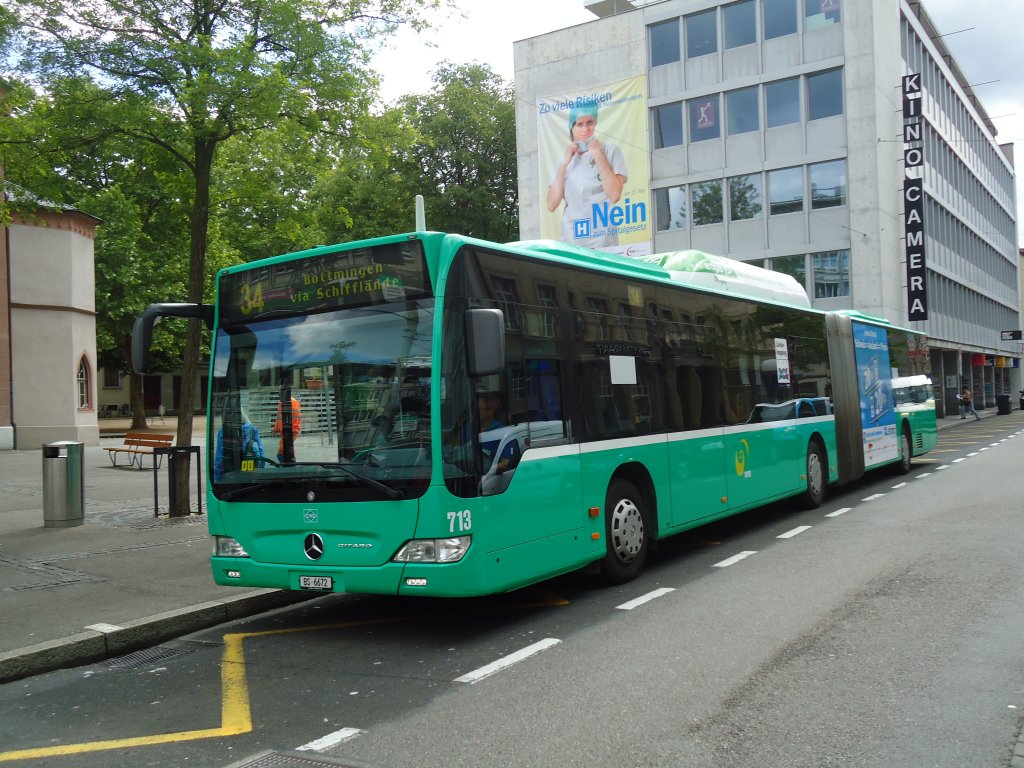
812 250 850 297
653 102 684 148
77 357 91 409
765 77 800 128
691 180 724 225
763 0 797 38
655 186 688 231
805 0 841 30
650 18 681 66
768 166 804 214
689 95 721 142
586 297 611 340
729 174 763 220
809 159 847 208
806 68 843 120
686 9 717 59
770 254 808 291
723 0 756 49
726 86 759 135
536 284 558 339
103 368 120 388
491 275 522 331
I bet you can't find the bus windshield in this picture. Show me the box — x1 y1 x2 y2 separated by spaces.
210 299 435 500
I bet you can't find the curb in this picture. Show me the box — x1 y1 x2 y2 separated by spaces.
0 589 318 684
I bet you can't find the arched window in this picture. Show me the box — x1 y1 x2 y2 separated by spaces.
77 356 91 409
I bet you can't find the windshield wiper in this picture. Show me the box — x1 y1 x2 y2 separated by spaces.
218 477 305 501
316 462 405 500
217 465 405 501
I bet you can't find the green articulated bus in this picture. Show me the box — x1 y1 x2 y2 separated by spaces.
132 231 937 596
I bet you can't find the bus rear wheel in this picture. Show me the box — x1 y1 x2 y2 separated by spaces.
803 440 826 509
600 479 649 584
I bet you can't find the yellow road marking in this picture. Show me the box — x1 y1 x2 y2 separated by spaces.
0 592 568 762
0 633 250 762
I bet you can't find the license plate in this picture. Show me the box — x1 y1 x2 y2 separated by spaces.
299 575 332 591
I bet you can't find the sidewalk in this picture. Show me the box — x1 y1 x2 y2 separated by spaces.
0 424 312 683
0 407 1010 683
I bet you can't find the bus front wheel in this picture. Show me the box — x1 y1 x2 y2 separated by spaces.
600 479 649 584
803 440 826 508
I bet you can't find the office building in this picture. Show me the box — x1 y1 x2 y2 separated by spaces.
514 0 1020 414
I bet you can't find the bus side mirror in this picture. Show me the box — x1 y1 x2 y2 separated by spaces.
131 303 214 374
466 308 505 376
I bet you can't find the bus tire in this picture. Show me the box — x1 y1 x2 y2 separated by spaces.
803 440 826 509
600 479 649 584
895 428 913 474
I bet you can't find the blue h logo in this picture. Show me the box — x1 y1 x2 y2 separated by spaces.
573 219 591 239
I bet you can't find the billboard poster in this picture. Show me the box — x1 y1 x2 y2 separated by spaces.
537 75 651 257
852 321 898 467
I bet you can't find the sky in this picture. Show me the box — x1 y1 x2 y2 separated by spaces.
373 0 1024 244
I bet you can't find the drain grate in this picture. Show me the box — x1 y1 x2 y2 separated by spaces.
104 645 193 670
234 752 378 767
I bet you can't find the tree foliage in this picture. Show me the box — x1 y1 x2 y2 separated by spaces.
397 62 518 241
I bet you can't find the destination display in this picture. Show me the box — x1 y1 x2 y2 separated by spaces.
218 239 432 325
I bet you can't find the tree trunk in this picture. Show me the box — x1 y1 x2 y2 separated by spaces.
119 334 149 430
129 371 148 429
170 139 214 517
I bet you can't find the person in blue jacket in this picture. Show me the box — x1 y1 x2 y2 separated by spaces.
214 410 266 480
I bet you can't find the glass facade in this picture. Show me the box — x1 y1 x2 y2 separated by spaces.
686 9 718 58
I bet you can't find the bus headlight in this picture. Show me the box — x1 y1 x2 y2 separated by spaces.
214 536 250 558
393 536 471 564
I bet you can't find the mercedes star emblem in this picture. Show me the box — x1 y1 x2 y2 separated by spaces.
303 533 325 561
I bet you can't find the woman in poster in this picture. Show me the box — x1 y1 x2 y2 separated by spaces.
546 101 629 249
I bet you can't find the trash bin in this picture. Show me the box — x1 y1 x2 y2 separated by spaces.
995 393 1011 416
42 441 84 528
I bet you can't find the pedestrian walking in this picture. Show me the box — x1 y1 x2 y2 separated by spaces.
958 386 980 420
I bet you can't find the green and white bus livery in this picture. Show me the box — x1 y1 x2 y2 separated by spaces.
133 232 936 597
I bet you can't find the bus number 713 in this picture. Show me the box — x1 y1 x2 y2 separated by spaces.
448 510 472 533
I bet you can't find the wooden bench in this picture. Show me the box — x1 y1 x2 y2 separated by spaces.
104 432 175 469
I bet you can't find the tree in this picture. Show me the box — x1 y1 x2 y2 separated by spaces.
397 62 518 241
0 0 445 515
307 62 520 243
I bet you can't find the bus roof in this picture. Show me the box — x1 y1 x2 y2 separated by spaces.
508 240 810 308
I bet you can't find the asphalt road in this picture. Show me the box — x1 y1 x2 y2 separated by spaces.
2 416 1022 768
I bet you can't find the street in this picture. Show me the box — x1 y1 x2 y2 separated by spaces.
2 416 1023 768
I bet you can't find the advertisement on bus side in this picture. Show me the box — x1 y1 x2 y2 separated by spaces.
852 321 898 467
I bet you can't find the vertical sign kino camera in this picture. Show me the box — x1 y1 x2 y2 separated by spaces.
902 73 927 321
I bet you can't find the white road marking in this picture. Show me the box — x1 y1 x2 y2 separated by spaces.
777 526 811 539
84 623 123 633
936 465 950 470
825 507 852 517
862 493 886 502
952 457 966 463
713 551 757 568
617 587 676 610
297 728 364 751
454 638 561 684
915 472 933 478
891 482 908 489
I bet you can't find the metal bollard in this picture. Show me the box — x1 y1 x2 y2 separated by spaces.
42 441 85 528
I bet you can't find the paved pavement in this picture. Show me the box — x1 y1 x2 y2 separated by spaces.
0 407 1010 684
0 417 313 684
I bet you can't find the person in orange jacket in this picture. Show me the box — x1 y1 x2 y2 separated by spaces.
272 396 302 462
